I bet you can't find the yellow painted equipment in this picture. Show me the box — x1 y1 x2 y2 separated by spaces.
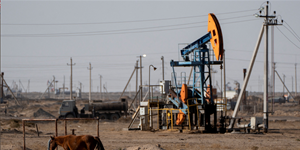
208 13 223 61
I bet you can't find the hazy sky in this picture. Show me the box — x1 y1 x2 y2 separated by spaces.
2 0 300 93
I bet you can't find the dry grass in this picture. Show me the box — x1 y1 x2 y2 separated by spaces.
9 119 21 128
211 143 221 149
251 146 259 150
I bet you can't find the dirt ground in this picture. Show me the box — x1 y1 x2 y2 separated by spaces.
1 99 300 150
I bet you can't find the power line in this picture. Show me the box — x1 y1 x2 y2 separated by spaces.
283 25 300 43
3 15 252 37
2 9 256 26
3 18 257 37
226 48 300 56
284 20 300 40
276 26 300 49
2 51 176 57
3 21 207 37
226 57 297 65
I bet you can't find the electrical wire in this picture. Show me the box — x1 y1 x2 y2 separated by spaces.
226 57 296 65
276 26 300 50
226 48 300 56
283 25 300 43
3 14 252 37
3 18 257 37
284 21 300 40
3 51 176 57
2 9 256 26
3 21 207 37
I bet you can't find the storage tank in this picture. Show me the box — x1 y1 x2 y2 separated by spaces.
87 98 128 112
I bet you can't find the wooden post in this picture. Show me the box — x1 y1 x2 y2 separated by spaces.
35 124 39 137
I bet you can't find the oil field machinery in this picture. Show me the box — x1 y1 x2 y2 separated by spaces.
166 13 224 132
131 13 226 132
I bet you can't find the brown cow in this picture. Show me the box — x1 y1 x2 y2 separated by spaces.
48 135 105 150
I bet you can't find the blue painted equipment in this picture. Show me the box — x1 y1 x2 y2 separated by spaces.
168 13 223 131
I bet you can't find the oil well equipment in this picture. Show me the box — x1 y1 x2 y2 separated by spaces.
128 13 226 133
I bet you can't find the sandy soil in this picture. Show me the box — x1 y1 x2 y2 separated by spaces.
1 99 300 150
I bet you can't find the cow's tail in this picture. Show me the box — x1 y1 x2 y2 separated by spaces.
94 136 105 150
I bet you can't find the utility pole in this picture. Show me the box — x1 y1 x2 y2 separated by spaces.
229 2 282 132
136 60 138 94
53 76 55 93
272 63 276 113
243 68 247 106
63 76 65 99
67 57 76 100
161 56 164 81
283 74 285 94
0 0 2 93
135 60 139 108
263 3 269 133
295 63 297 96
138 54 146 104
78 81 82 99
1 73 3 103
27 80 30 93
292 76 294 93
223 50 226 116
99 75 102 99
140 55 143 104
259 3 282 132
271 25 275 114
80 82 82 92
258 75 260 92
87 63 93 103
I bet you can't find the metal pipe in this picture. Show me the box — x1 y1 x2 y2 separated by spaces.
229 24 264 129
148 65 156 99
149 65 156 129
187 67 193 85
